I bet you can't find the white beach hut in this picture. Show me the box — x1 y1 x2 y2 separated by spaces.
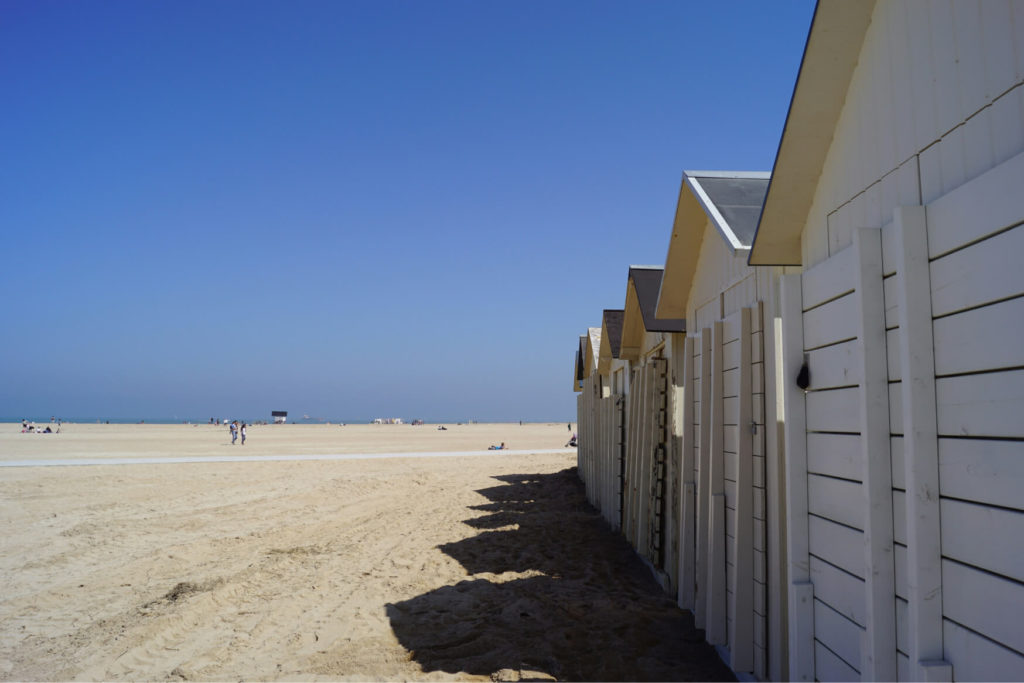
578 309 626 531
654 171 785 680
617 266 686 591
749 1 1024 680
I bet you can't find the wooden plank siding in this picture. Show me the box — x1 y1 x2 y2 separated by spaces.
783 153 1024 680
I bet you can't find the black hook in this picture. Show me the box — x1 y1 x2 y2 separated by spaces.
796 353 810 390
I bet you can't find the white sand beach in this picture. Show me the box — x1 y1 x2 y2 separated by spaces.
0 423 731 681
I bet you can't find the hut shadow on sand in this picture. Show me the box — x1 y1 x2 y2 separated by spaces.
385 468 735 682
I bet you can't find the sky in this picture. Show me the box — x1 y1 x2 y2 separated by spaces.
1 0 816 423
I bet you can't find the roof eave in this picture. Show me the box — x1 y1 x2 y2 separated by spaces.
748 0 877 266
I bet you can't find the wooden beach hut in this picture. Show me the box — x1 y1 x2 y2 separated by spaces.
573 335 586 394
578 310 627 531
749 1 1024 680
654 171 785 680
618 266 686 591
577 327 602 494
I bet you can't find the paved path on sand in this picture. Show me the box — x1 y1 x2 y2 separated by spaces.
0 448 576 468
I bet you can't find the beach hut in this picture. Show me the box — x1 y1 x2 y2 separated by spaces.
654 171 786 680
572 335 586 394
617 265 686 591
271 411 287 424
578 327 603 498
749 2 1024 680
578 310 626 531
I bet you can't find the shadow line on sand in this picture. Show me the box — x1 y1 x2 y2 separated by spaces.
386 467 735 682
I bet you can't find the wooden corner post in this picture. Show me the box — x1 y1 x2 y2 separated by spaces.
780 274 813 681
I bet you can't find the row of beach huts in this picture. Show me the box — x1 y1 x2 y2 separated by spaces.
572 2 1024 681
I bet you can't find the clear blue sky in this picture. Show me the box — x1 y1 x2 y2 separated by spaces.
1 0 815 423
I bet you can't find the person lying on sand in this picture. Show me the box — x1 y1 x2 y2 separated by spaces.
487 442 507 450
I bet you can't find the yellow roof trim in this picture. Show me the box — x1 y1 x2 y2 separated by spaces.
654 176 707 319
748 0 876 265
619 280 645 361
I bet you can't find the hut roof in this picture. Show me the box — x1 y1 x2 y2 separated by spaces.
573 335 586 392
748 0 876 265
597 309 625 375
655 171 770 319
585 327 602 378
620 266 686 360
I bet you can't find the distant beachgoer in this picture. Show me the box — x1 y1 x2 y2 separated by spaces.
488 442 506 450
240 423 247 445
567 423 571 431
230 421 238 445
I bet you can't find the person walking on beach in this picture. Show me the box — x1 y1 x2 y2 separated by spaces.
240 423 247 445
230 420 238 445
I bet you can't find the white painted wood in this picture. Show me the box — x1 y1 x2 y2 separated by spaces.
941 499 1024 583
815 639 860 682
807 433 862 482
803 292 860 350
929 224 1024 318
891 436 905 491
943 618 1024 682
722 339 741 372
678 335 696 611
988 82 1024 169
893 489 907 546
895 543 908 600
942 558 1024 655
936 369 1024 438
753 487 765 521
806 338 861 390
883 274 900 330
886 327 901 382
938 438 1024 510
853 226 898 680
811 555 866 627
781 273 814 681
805 387 860 434
892 205 948 679
803 240 857 309
933 294 1024 376
807 474 863 531
809 515 864 580
926 147 1024 258
695 329 713 629
729 306 754 672
706 320 727 646
814 599 864 675
764 299 788 683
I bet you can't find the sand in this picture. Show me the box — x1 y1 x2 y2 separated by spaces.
0 423 733 681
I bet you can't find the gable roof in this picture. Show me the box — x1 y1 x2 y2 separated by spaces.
656 172 770 318
620 266 686 360
748 0 877 265
597 309 625 375
573 335 586 392
585 327 602 378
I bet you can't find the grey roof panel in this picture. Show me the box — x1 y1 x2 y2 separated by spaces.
629 267 686 333
602 309 625 358
689 175 770 248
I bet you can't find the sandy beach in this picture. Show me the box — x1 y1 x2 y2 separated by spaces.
0 423 732 681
